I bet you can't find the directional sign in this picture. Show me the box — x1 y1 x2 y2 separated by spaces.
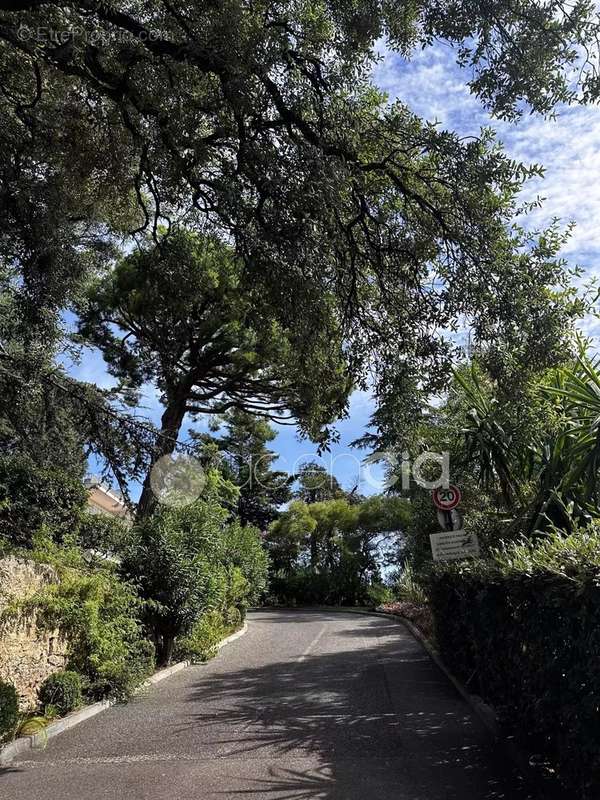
430 530 480 561
432 485 461 511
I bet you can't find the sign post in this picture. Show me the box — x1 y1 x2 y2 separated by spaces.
430 485 479 561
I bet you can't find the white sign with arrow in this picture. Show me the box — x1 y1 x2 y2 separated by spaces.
429 530 480 562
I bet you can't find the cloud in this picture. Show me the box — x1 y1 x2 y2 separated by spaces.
374 43 600 264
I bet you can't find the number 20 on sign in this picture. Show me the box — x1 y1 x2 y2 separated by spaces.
432 485 461 511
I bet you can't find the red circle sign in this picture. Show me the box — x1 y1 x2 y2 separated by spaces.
432 485 461 511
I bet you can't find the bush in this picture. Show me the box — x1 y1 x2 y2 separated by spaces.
428 527 600 797
122 501 269 665
222 522 269 608
0 681 19 743
174 610 227 663
268 568 386 607
365 582 393 608
38 671 82 716
121 500 229 665
77 512 131 562
223 605 242 629
0 454 87 548
391 564 428 605
21 568 155 701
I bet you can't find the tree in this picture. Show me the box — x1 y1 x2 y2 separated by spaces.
194 410 292 530
1 1 591 428
266 501 317 576
121 498 268 664
78 229 350 517
293 462 348 565
0 453 88 549
294 462 346 504
266 494 410 604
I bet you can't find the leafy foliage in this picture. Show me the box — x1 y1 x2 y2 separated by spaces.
429 527 600 797
193 410 293 530
0 680 18 744
38 671 82 717
1 0 590 435
121 499 268 664
391 564 428 606
0 454 88 549
267 494 410 605
76 512 132 564
78 229 349 515
174 608 241 665
20 567 155 701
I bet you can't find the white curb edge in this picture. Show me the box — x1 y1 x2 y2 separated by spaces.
0 621 248 767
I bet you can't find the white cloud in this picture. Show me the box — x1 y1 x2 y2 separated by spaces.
374 45 600 262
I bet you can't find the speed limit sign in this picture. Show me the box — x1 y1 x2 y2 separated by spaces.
432 485 461 511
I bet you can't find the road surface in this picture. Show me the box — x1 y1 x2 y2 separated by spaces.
1 609 532 799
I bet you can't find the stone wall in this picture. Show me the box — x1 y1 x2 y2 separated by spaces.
0 556 68 709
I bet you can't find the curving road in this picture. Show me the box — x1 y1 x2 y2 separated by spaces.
1 609 533 799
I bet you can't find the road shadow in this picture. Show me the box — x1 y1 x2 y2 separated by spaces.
180 611 536 800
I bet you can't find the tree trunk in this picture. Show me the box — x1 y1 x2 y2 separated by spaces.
155 632 176 667
136 397 188 519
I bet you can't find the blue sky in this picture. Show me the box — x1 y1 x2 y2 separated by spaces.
72 41 600 499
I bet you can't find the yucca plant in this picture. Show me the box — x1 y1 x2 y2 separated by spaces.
452 366 522 506
529 344 600 533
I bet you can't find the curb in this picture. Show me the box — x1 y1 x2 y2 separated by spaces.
0 621 248 767
338 608 501 737
341 607 559 798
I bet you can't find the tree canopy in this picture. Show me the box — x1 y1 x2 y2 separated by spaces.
1 0 594 449
192 410 293 530
78 228 350 514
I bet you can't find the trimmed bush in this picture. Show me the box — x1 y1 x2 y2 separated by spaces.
39 671 82 716
428 527 600 797
0 681 19 743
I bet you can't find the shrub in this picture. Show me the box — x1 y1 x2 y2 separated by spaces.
77 512 131 562
223 605 242 629
38 671 82 716
222 522 269 607
0 681 19 743
121 500 229 665
391 564 428 605
365 582 393 608
428 527 600 797
21 569 154 701
174 610 227 663
122 501 269 665
0 454 87 548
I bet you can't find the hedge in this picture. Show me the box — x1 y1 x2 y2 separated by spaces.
428 528 600 797
0 681 18 743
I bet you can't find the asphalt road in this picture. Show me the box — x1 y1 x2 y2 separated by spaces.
0 609 533 799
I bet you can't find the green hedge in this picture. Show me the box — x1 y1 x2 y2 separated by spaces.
0 681 18 743
428 528 600 797
0 454 87 548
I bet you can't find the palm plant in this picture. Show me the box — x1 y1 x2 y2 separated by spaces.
533 346 600 532
452 366 522 506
